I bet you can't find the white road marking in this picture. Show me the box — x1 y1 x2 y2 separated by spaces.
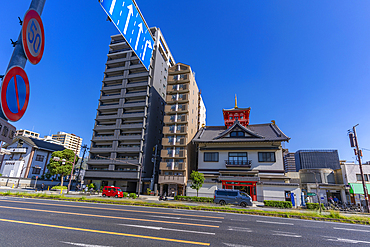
223 243 253 247
256 220 294 225
61 242 112 247
272 231 301 238
227 226 253 232
333 227 370 233
326 237 370 244
150 215 222 223
118 223 215 235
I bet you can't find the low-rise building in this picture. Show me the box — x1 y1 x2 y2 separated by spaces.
16 129 40 139
0 136 65 178
189 102 300 203
341 161 370 205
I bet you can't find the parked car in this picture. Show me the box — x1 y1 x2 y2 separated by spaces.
214 189 252 207
102 186 123 198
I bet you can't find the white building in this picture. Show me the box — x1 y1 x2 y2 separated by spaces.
52 132 82 155
341 161 370 205
0 136 65 178
190 119 301 203
16 129 40 139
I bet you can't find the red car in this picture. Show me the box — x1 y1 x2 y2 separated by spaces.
102 186 123 198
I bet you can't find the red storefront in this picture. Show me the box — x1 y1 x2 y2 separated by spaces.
222 180 257 201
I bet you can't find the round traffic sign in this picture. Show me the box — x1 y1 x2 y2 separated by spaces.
22 9 45 65
1 66 30 122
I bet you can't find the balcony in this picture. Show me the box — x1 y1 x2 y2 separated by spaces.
164 104 188 113
87 158 112 165
169 65 190 74
103 75 125 82
95 114 119 120
126 81 148 88
84 170 140 180
116 146 141 153
92 135 115 141
118 135 143 141
122 112 145 119
163 115 187 124
163 126 186 135
105 66 126 74
160 162 185 171
127 72 148 78
101 94 121 101
166 94 188 103
123 101 147 109
98 103 120 110
167 84 189 93
225 160 252 168
158 175 186 185
160 149 186 158
119 123 143 130
89 147 113 153
8 148 27 154
125 91 148 98
106 57 128 66
102 84 123 91
94 125 116 131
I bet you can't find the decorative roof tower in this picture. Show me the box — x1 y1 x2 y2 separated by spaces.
222 95 250 128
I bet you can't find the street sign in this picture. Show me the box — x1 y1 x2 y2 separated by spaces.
0 117 16 144
0 66 30 122
22 9 45 65
307 192 317 196
99 0 154 71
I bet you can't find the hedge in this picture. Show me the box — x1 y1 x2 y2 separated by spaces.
306 202 325 210
264 200 292 208
174 195 214 203
51 186 67 190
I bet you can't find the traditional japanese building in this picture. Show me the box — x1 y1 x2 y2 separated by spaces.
190 99 301 203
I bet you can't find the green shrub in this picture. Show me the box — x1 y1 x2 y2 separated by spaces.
0 173 2 176
129 193 137 199
306 203 325 210
264 200 292 208
122 192 129 197
51 186 67 190
174 195 213 203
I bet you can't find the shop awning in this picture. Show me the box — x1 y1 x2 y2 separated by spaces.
349 183 370 194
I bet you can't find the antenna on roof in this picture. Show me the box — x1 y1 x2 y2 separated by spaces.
235 94 238 109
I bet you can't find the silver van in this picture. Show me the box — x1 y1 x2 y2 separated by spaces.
214 189 252 207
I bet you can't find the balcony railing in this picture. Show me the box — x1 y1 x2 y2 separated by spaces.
225 160 252 168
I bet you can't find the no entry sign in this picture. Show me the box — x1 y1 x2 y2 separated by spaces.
1 66 30 122
22 9 45 65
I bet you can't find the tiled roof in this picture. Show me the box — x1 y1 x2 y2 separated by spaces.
193 121 290 143
4 136 65 152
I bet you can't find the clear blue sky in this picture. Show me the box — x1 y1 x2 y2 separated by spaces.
1 1 370 160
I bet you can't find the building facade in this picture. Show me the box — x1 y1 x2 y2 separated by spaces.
0 136 65 178
283 150 296 173
295 150 340 171
16 129 40 139
159 63 205 196
52 132 83 155
85 28 175 194
190 104 300 202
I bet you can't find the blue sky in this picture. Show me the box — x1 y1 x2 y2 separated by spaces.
1 1 370 160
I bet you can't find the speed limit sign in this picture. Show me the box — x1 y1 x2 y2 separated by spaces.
21 9 45 65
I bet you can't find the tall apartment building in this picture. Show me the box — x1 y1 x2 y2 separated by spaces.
85 28 175 194
159 63 205 196
51 132 83 155
16 129 40 139
283 150 296 173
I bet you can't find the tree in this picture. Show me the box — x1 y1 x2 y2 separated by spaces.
46 149 79 187
190 171 205 197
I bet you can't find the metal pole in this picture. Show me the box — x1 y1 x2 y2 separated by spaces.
353 125 370 213
150 145 158 191
67 152 77 193
2 0 46 120
6 0 46 71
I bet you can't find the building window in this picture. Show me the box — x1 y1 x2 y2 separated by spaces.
228 152 248 165
258 152 276 162
35 155 44 162
32 167 41 175
230 131 245 137
204 152 219 162
357 174 369 181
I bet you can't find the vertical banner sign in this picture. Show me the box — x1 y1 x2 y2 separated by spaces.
100 0 154 71
22 9 45 65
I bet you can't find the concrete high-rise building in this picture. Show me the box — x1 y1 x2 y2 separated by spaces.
85 28 175 194
51 132 83 155
16 129 40 139
159 63 205 196
283 150 296 173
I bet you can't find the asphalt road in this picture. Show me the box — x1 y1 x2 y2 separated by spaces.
0 197 370 246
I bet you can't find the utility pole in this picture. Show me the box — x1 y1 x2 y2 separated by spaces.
150 145 158 192
349 125 370 213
